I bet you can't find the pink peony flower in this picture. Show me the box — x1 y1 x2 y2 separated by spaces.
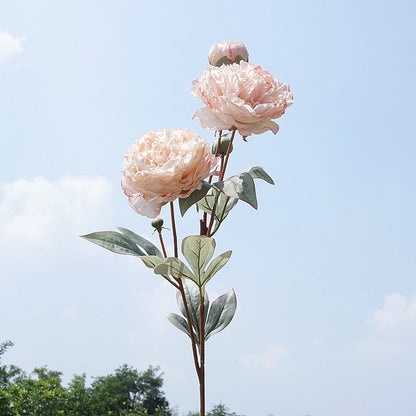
121 128 219 218
208 40 249 67
191 61 294 137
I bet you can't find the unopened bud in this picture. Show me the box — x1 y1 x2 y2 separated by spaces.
212 133 233 155
208 41 249 67
151 218 164 233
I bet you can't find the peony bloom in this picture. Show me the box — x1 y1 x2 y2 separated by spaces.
191 61 294 137
121 128 219 218
208 40 249 67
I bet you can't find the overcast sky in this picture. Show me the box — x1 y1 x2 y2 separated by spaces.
1 1 416 415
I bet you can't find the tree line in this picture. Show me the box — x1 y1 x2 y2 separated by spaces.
0 341 241 416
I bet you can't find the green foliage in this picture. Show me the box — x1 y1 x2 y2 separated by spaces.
215 172 258 209
214 166 274 210
166 280 237 345
186 403 242 416
0 343 172 416
80 229 162 258
153 236 231 289
179 181 212 216
8 367 69 416
204 290 237 340
197 188 238 236
117 228 162 257
182 236 216 282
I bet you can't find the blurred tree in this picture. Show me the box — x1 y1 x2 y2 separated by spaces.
0 342 172 416
67 373 92 416
90 364 171 416
186 403 242 416
8 366 69 415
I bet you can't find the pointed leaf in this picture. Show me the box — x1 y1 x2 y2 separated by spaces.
205 289 237 340
117 227 162 257
179 181 212 216
203 250 232 285
80 231 145 256
166 313 190 337
215 172 258 209
154 257 196 282
140 255 165 269
182 236 215 286
243 166 275 185
175 280 208 344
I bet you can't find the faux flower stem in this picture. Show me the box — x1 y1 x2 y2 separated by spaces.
170 200 205 414
170 201 179 258
199 289 206 416
206 192 220 237
219 129 236 181
177 278 202 383
158 231 168 258
157 230 180 289
201 131 223 235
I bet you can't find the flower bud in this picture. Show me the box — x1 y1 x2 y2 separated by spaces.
212 133 233 155
151 217 164 233
208 41 249 67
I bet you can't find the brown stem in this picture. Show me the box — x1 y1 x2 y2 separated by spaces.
177 278 201 383
205 191 220 237
219 129 236 181
199 290 206 416
158 231 168 258
200 131 223 235
169 202 202 395
169 201 179 258
205 130 236 237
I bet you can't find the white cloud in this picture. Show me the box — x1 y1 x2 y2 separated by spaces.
0 176 114 260
0 28 24 63
239 344 291 370
355 293 416 359
371 293 416 332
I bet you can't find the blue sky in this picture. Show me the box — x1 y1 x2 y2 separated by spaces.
1 1 415 415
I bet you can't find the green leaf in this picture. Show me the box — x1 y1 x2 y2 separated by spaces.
175 279 208 342
140 255 165 269
203 250 232 285
153 257 196 282
182 236 215 286
166 313 190 337
179 181 212 216
214 172 258 209
80 231 145 256
117 227 162 257
197 188 238 235
205 289 237 340
243 166 275 185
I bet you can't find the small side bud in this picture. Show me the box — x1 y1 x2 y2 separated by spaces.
151 218 164 233
208 41 249 67
212 133 233 155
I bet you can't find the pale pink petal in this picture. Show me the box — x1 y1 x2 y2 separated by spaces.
121 128 219 217
192 61 293 137
237 120 280 136
192 107 233 131
128 195 161 218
